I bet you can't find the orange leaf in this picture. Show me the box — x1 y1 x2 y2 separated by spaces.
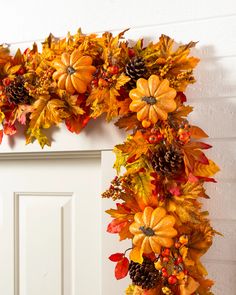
0 130 3 143
116 131 150 161
107 218 128 234
190 126 208 139
194 160 220 177
65 114 90 134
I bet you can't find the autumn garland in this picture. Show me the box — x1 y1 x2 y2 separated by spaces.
0 30 219 294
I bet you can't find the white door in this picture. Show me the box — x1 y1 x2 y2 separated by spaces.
0 155 101 295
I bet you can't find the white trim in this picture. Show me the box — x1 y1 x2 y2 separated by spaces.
0 150 104 160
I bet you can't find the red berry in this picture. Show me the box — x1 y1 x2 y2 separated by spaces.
176 256 183 264
162 271 169 278
162 248 170 257
148 135 158 144
91 79 98 87
184 269 188 275
150 128 158 134
108 65 119 75
161 267 167 273
174 242 181 249
168 275 177 285
17 68 25 75
3 78 11 86
128 48 135 58
157 134 164 140
163 257 169 262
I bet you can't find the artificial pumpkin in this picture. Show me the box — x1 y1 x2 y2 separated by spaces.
129 75 177 128
52 49 96 94
129 207 177 254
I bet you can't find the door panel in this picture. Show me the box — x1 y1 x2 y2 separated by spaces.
0 157 101 295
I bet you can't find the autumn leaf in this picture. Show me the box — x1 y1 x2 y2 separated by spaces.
3 123 16 135
194 160 220 177
115 73 130 90
0 130 3 144
183 141 212 174
27 95 69 146
115 113 140 131
130 246 143 264
107 218 128 234
131 171 157 209
65 114 90 134
115 257 129 280
109 253 124 262
64 94 85 116
190 125 208 139
113 147 128 174
115 131 150 161
170 105 193 123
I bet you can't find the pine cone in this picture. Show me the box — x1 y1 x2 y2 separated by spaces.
125 57 146 87
5 76 31 105
152 145 183 176
129 258 161 290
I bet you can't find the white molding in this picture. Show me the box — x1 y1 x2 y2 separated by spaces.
0 150 103 160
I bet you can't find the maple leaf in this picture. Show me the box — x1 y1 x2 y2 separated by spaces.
65 114 90 134
166 181 208 224
183 141 212 174
115 131 150 161
63 94 85 116
194 160 220 178
169 105 193 123
26 95 69 146
115 113 140 131
3 123 16 135
131 171 157 209
113 147 128 174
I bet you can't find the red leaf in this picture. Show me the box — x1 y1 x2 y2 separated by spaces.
169 186 181 196
109 253 124 262
107 219 128 234
115 257 129 280
3 123 16 135
188 173 199 183
0 130 3 144
65 114 90 134
196 176 217 183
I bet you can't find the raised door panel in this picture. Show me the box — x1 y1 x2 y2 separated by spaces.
0 157 101 295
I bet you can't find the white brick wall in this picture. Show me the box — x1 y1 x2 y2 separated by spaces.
1 0 236 293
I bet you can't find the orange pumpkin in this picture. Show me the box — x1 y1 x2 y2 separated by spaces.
129 75 177 128
129 207 177 254
52 49 96 94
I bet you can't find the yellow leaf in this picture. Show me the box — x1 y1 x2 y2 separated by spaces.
113 147 127 174
130 246 143 264
194 160 220 177
131 171 157 209
116 131 150 161
115 73 130 90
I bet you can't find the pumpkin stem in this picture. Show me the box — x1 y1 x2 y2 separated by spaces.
139 226 155 236
67 66 76 75
142 96 157 105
